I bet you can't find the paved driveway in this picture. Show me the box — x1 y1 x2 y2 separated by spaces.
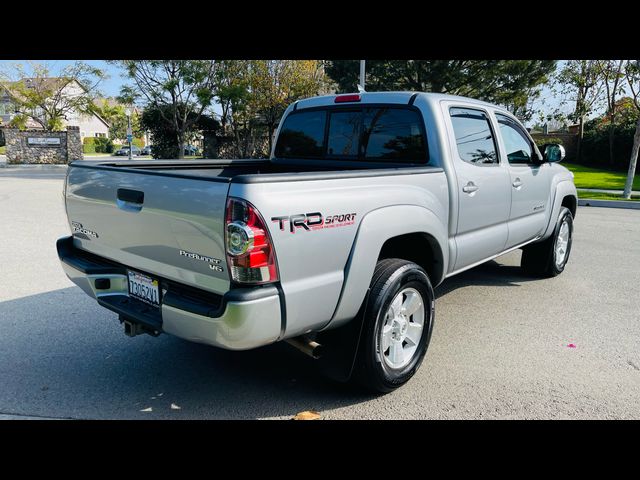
1 169 639 419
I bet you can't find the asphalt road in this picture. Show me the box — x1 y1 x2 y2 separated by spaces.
1 168 639 419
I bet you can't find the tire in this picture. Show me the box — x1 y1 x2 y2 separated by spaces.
352 258 435 393
521 207 574 278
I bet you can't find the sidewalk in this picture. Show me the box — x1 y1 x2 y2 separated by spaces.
579 187 640 196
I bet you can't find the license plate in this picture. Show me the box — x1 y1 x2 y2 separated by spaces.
127 270 160 307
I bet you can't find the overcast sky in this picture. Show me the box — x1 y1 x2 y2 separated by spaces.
0 59 606 126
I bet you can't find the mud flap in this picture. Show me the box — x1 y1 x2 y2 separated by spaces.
315 288 370 383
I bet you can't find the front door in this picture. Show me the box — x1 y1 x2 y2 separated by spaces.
494 113 552 248
447 106 512 271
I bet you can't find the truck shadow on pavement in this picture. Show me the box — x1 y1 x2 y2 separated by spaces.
434 256 538 298
0 255 538 420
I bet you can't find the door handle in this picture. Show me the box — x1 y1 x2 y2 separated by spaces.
116 188 144 212
462 182 479 194
512 178 523 188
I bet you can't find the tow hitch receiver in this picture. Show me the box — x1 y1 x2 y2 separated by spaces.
120 316 160 337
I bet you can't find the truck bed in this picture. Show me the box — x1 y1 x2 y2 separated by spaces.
70 158 440 183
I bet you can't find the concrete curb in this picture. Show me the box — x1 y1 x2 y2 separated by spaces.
579 199 640 210
0 163 68 169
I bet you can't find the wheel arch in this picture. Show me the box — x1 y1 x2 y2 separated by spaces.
378 232 445 286
561 194 577 218
541 180 578 240
324 204 448 330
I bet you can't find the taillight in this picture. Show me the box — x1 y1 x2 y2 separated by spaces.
225 197 278 284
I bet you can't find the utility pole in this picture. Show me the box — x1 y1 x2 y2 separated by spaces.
359 60 366 91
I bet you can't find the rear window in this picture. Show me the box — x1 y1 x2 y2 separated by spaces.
274 106 428 163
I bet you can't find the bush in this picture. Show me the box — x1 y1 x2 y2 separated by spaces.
581 126 637 168
83 137 96 154
133 137 145 149
533 137 563 148
94 137 113 153
0 145 6 154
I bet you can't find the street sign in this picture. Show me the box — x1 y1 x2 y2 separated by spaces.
126 134 133 142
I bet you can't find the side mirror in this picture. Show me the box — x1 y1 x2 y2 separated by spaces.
542 143 565 163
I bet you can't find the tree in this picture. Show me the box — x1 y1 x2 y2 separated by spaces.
596 60 626 165
214 60 326 157
140 103 219 159
0 61 105 131
250 60 325 153
326 60 555 120
623 60 640 199
556 60 604 162
94 99 143 141
117 60 217 159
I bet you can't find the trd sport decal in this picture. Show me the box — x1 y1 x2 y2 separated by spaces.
271 212 357 234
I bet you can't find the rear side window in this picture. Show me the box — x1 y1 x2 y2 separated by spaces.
275 106 429 164
449 107 498 165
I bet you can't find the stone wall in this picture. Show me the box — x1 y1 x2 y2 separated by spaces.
1 127 84 164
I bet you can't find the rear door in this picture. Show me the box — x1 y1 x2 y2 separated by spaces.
65 165 231 294
494 112 552 247
445 105 512 270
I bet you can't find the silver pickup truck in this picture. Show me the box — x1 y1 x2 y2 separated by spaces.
57 92 577 392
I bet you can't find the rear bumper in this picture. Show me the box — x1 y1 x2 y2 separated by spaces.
57 236 283 350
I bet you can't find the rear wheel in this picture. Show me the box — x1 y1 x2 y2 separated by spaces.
352 258 435 393
521 207 574 277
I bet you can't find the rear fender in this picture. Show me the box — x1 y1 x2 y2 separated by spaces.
326 205 447 330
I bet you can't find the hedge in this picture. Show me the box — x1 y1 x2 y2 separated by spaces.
581 127 637 168
83 137 96 154
533 137 563 148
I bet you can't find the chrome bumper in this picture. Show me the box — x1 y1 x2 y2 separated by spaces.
57 236 283 350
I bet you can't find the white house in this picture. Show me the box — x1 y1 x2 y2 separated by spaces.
0 77 110 140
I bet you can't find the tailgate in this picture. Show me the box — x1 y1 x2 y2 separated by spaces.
65 165 231 294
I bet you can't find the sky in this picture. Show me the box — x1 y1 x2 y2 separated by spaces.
0 59 600 127
0 60 125 96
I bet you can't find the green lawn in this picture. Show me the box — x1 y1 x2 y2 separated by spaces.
564 163 640 191
0 146 6 154
577 189 640 202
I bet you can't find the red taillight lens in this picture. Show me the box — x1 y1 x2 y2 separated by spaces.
225 197 278 284
334 94 361 103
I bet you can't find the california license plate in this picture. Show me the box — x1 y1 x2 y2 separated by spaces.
127 270 160 307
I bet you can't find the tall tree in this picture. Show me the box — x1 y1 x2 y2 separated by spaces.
117 60 217 159
94 99 143 141
556 60 604 162
0 61 105 131
326 60 555 120
597 60 626 165
249 60 325 153
214 60 326 157
623 60 640 199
